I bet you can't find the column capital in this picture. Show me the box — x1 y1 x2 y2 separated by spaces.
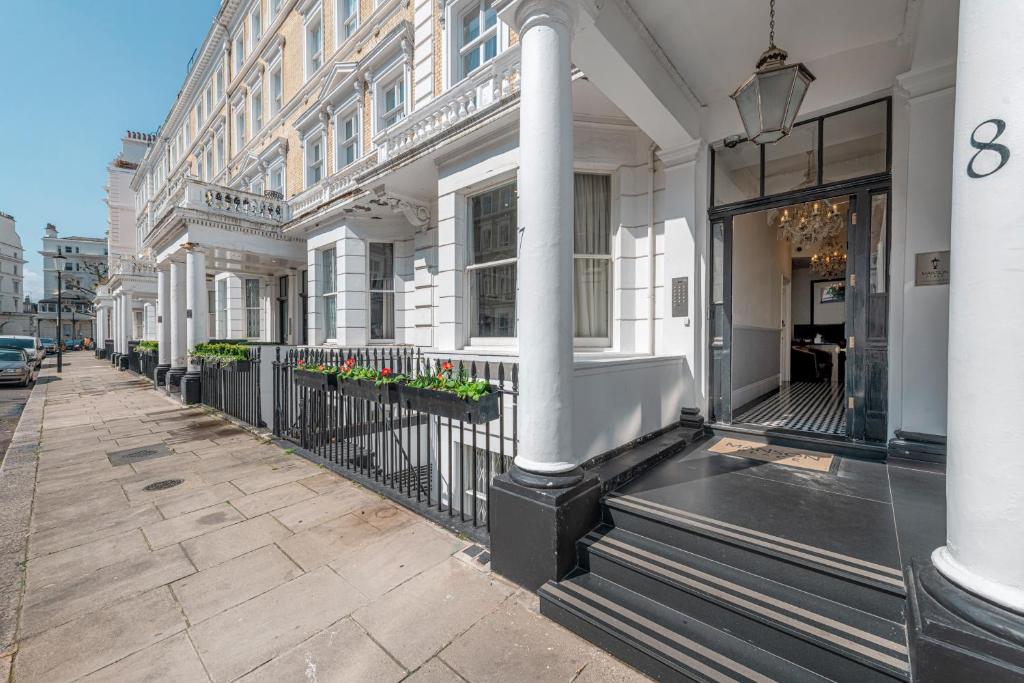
496 0 578 35
657 139 703 169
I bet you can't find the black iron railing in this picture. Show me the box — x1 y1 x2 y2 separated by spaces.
127 342 142 374
139 351 158 383
199 347 263 427
273 347 518 535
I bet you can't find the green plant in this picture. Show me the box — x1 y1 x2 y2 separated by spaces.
136 340 158 353
407 361 492 401
335 357 405 386
190 342 250 366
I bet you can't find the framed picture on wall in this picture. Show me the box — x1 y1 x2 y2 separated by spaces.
820 281 845 303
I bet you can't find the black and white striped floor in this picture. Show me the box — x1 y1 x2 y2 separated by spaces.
735 382 847 436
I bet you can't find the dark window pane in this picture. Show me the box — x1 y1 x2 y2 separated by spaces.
712 221 724 303
764 121 818 196
870 194 888 294
823 101 887 183
370 292 394 340
713 141 760 206
471 263 516 337
368 243 394 290
470 184 516 264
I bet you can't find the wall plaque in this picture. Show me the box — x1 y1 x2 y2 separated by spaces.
671 277 689 317
157 315 162 323
186 309 193 319
915 251 951 286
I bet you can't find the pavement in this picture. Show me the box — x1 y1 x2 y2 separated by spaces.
0 353 650 683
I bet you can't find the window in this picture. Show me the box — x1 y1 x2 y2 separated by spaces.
13 281 19 294
205 146 214 180
208 289 216 336
251 86 263 132
457 0 498 81
64 246 71 253
268 163 284 195
205 87 213 116
64 263 72 271
368 243 394 340
195 102 203 128
235 104 246 152
337 112 358 168
338 0 358 41
467 182 516 338
573 174 612 340
270 66 283 115
234 34 245 75
215 68 224 100
306 14 323 78
245 278 261 338
215 133 225 171
196 153 204 181
305 134 324 187
251 177 265 196
271 0 283 17
320 247 336 339
250 7 263 48
216 279 228 338
379 75 405 130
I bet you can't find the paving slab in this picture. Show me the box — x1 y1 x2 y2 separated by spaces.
404 658 463 682
28 504 162 558
230 480 316 518
181 513 293 570
278 511 384 571
142 503 245 548
188 567 367 682
156 481 243 519
236 617 405 683
78 631 211 683
25 529 149 592
271 486 377 533
171 544 302 625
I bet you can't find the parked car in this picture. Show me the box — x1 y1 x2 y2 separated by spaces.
0 336 43 369
0 347 33 387
40 338 56 355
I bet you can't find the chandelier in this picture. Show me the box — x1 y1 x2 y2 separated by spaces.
811 233 847 278
771 199 843 248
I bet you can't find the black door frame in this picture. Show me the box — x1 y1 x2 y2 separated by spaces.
707 174 891 441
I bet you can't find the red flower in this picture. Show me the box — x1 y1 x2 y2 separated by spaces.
345 357 356 367
381 367 392 377
441 361 453 371
297 360 305 367
317 364 325 371
437 373 445 381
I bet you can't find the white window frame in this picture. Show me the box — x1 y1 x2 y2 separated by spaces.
216 278 228 338
270 0 283 18
320 246 337 342
269 63 284 116
571 170 616 349
304 6 324 81
250 176 265 196
456 0 498 82
251 83 264 133
215 131 226 173
205 86 213 115
336 0 359 44
373 60 408 134
443 0 509 89
215 67 225 101
303 126 326 188
465 176 518 347
268 160 286 196
234 98 247 154
334 106 359 171
367 241 395 342
204 144 214 181
249 5 263 49
245 278 261 339
234 33 245 75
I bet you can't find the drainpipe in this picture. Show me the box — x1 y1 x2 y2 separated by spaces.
647 142 659 355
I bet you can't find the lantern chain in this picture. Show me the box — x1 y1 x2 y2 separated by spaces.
769 0 776 48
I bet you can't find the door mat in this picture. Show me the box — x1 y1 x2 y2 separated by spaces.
708 438 835 473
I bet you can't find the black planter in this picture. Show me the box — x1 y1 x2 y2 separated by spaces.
231 359 252 372
294 369 338 391
340 379 398 404
397 385 500 424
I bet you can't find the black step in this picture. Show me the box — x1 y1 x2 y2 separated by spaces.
581 526 909 680
605 493 906 622
540 572 832 683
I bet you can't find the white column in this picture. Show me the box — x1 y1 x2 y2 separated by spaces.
507 0 578 479
934 0 1024 613
96 305 107 348
158 269 171 366
169 260 187 369
112 295 121 353
186 249 209 367
143 302 155 340
122 292 133 344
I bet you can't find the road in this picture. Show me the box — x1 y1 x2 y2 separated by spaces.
0 353 53 465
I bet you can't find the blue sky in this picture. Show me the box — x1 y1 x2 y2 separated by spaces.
0 0 217 300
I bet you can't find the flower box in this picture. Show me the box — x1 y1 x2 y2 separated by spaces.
230 359 252 372
294 368 338 391
397 385 500 424
340 378 398 404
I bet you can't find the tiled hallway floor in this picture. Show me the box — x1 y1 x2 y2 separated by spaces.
734 381 847 436
0 353 648 683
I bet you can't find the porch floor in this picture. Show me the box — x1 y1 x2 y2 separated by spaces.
734 381 847 436
1 353 649 683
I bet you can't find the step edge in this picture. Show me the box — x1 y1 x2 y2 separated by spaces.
540 579 831 683
605 494 907 597
582 534 911 678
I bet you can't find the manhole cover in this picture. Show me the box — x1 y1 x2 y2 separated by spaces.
143 479 184 492
107 442 172 467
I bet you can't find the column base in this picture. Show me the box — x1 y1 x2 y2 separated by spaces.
180 371 202 405
907 559 1024 681
117 355 129 371
110 352 119 366
490 467 601 591
154 364 170 388
166 366 186 393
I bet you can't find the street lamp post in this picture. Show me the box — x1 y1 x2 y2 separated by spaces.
53 252 65 373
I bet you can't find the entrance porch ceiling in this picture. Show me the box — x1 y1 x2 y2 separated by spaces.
152 214 306 271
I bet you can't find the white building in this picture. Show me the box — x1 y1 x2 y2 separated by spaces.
0 211 32 335
37 224 106 340
107 0 1024 678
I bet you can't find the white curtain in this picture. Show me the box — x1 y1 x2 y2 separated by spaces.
574 174 611 338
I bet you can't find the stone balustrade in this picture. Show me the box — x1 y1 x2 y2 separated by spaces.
289 153 379 219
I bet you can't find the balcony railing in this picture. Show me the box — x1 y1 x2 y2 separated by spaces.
289 153 379 219
375 46 521 163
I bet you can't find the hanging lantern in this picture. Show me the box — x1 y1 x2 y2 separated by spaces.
731 0 815 145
